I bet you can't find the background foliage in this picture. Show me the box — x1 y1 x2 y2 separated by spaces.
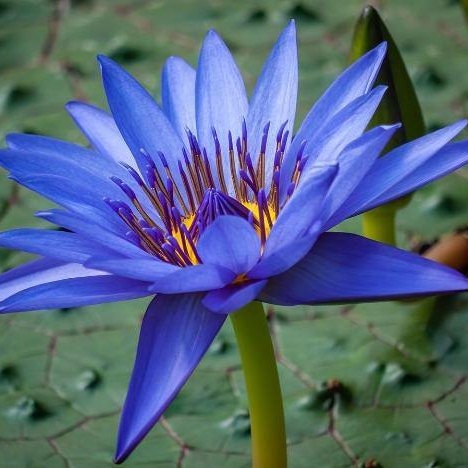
0 0 467 466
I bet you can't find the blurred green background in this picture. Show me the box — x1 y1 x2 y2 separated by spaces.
0 0 468 467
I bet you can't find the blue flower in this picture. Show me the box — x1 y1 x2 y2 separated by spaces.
0 21 467 462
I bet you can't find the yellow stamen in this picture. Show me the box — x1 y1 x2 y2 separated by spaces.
243 201 277 238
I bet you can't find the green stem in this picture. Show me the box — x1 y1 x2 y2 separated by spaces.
362 205 397 245
230 301 287 468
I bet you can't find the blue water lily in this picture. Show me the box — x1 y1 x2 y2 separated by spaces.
0 21 467 463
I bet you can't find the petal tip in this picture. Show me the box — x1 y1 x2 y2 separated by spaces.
287 18 296 30
113 446 129 465
97 54 117 72
64 100 82 113
205 28 222 43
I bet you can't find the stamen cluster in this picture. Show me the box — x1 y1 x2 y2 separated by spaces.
105 121 308 266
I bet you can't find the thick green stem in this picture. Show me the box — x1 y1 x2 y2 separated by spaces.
230 301 287 468
362 205 397 245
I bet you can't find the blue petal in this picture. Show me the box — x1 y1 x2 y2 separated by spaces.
1 147 157 234
281 86 387 198
0 147 147 224
260 232 468 305
0 229 116 263
330 120 467 224
262 165 337 259
161 56 197 143
7 133 96 159
195 30 248 192
248 227 320 280
0 147 116 195
3 135 150 207
310 86 388 166
0 270 151 313
8 173 125 234
197 215 261 274
367 140 468 210
203 280 267 314
85 257 179 282
281 43 386 190
247 21 297 185
66 101 137 168
115 293 225 463
0 258 72 301
321 124 400 227
37 209 149 259
0 258 136 312
98 55 185 191
300 43 386 132
149 264 235 294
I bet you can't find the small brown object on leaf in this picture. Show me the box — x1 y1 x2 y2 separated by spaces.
423 230 468 272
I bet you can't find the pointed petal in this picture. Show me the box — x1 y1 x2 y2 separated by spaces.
0 272 150 312
6 133 95 159
0 258 78 301
115 294 225 463
367 140 468 210
262 165 337 259
321 124 400 226
247 21 297 184
98 55 185 190
261 232 468 305
248 228 319 280
66 101 137 168
197 216 261 275
249 165 337 279
281 86 387 198
303 42 387 133
2 135 149 207
330 120 467 224
203 280 267 314
311 86 388 166
149 264 235 294
8 173 125 234
85 257 179 282
281 43 387 189
37 209 149 259
0 257 149 312
161 56 196 143
0 228 116 263
196 30 248 191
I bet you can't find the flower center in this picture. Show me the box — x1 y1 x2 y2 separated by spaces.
105 121 307 267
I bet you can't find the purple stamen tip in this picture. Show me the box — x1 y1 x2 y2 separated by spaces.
140 148 156 168
297 140 307 160
273 169 281 185
236 138 242 155
138 219 150 229
111 176 136 200
125 230 141 246
276 120 288 141
121 163 143 184
280 130 290 152
146 165 156 188
157 151 169 167
298 156 309 172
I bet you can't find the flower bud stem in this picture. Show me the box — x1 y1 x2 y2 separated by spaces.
362 205 397 245
230 301 287 468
